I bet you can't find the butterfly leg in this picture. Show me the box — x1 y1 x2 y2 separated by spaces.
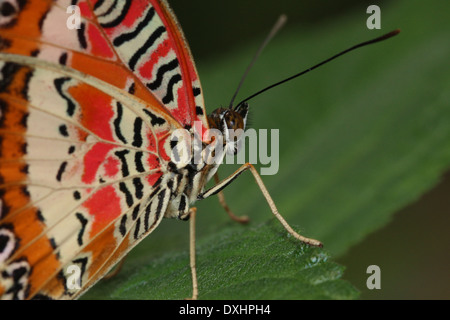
188 207 198 300
199 163 323 247
213 172 249 224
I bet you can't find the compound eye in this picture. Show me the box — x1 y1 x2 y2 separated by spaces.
225 111 243 131
225 112 235 129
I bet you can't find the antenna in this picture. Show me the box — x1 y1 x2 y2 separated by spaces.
235 29 401 108
228 14 287 109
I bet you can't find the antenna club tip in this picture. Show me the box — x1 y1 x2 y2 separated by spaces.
374 29 401 43
386 29 401 38
276 14 288 28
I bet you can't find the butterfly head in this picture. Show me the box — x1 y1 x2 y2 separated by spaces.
207 103 249 155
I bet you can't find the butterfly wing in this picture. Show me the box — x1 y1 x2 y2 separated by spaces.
0 0 206 299
0 0 208 130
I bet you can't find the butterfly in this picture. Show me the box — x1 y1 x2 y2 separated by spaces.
0 0 326 300
0 0 400 300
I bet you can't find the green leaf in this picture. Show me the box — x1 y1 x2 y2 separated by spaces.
83 0 450 299
83 222 357 300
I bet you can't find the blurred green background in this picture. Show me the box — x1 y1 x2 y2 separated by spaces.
167 0 450 300
86 0 450 299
